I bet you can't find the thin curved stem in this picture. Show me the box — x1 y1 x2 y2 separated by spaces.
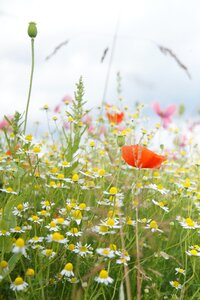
24 38 35 134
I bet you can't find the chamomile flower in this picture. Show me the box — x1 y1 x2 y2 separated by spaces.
41 248 56 258
145 184 169 195
73 242 93 257
152 199 169 212
60 262 74 277
13 202 29 217
0 229 10 236
104 186 123 198
37 210 50 217
126 217 136 226
95 269 113 285
41 200 55 210
45 221 60 232
169 280 182 290
77 202 90 211
70 210 82 225
0 260 9 272
0 187 17 195
92 225 115 235
28 215 43 224
96 248 115 258
116 250 130 265
178 217 200 229
186 248 200 256
12 238 27 256
52 217 70 227
67 277 79 284
10 226 25 233
10 276 28 291
46 232 68 244
28 236 44 244
25 268 35 277
145 220 163 233
101 218 120 229
175 267 185 275
66 227 82 237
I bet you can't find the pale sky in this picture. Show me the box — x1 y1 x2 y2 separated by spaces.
0 0 200 131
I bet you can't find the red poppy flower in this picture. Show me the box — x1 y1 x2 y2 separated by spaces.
122 144 166 168
107 112 124 124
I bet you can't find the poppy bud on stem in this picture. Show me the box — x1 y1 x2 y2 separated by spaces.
24 22 37 134
28 22 37 38
117 135 125 147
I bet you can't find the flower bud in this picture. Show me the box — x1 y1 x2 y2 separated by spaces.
28 22 37 38
117 135 125 147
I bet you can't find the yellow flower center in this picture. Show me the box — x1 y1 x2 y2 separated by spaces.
99 225 108 233
33 146 41 153
99 270 108 279
177 268 184 273
14 226 21 231
86 180 95 187
149 220 158 229
6 187 13 192
79 203 86 210
32 215 39 221
80 246 87 252
0 260 8 268
72 210 82 219
186 218 195 227
72 174 79 182
40 210 47 215
102 249 110 255
64 263 73 271
25 134 32 141
70 228 78 234
45 249 53 256
98 169 106 176
190 249 198 256
17 204 23 210
50 221 56 228
57 174 64 179
57 218 64 224
106 218 115 226
26 268 35 276
51 168 58 174
109 187 118 195
14 277 24 285
15 238 25 247
52 232 64 241
62 161 68 166
173 281 180 288
89 141 95 147
184 179 190 188
109 244 117 251
68 244 75 251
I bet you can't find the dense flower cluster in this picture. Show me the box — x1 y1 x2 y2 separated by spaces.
0 94 199 299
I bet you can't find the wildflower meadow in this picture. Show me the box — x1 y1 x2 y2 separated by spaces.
0 22 200 300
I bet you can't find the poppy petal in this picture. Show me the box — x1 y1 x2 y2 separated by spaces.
122 145 166 169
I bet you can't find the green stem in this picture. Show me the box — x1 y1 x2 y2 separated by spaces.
24 38 35 134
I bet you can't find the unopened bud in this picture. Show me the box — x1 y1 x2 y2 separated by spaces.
28 22 37 38
117 135 125 147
